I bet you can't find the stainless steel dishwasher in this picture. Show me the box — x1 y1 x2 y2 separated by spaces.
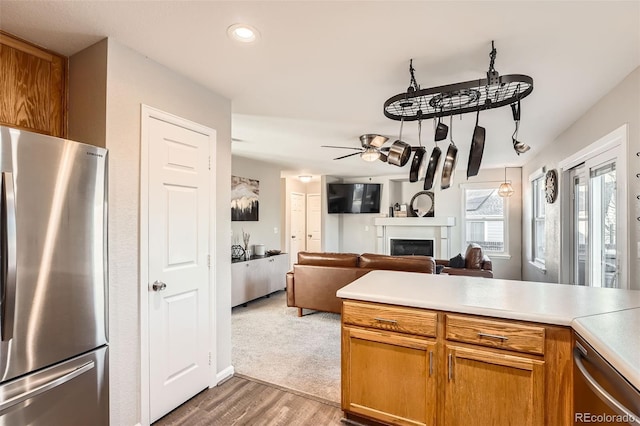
574 333 640 425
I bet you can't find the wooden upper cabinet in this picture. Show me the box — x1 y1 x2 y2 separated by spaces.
0 31 67 138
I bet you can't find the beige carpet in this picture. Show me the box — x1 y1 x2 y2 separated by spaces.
231 291 341 404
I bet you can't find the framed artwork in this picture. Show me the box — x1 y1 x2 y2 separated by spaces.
231 175 259 221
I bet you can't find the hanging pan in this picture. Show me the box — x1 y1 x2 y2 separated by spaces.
467 107 486 178
441 115 458 190
434 108 448 141
409 119 427 182
387 117 411 167
423 118 442 190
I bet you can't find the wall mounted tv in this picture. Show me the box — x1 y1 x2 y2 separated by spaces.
327 183 382 214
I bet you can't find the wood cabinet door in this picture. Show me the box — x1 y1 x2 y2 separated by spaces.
0 32 67 138
342 326 437 426
444 344 545 426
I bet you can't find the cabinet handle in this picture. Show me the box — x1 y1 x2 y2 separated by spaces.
477 332 509 341
448 354 453 381
374 317 398 325
429 351 434 377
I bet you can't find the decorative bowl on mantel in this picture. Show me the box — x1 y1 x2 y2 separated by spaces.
266 249 281 256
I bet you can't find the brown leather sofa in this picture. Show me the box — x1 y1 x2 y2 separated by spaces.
436 243 493 278
286 252 436 316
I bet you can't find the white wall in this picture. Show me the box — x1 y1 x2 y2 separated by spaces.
328 167 523 279
231 156 283 253
522 67 640 289
69 38 232 426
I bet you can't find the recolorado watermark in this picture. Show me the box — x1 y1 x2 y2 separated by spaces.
575 412 638 423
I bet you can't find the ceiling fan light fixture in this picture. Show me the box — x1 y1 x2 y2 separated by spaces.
361 147 381 162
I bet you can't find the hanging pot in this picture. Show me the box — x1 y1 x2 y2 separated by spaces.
434 111 448 141
423 146 441 190
409 147 426 182
387 140 411 166
441 116 458 190
467 108 486 178
388 116 411 167
424 118 443 190
409 119 427 182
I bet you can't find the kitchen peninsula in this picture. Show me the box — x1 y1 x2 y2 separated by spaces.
337 271 640 426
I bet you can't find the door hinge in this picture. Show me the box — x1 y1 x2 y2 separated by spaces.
209 352 212 366
207 254 211 268
208 156 211 170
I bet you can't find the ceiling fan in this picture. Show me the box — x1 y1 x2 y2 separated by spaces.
322 134 390 162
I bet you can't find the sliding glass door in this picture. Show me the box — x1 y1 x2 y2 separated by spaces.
568 154 619 288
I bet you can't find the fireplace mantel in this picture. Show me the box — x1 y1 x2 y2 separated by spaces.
374 217 456 227
374 216 456 258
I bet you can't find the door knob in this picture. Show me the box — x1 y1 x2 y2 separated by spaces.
151 280 167 291
291 235 296 239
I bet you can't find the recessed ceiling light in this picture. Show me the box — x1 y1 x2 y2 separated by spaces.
227 23 260 43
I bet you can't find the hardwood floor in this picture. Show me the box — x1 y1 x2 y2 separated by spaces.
153 376 345 426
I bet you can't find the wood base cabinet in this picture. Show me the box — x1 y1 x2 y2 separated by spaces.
444 344 544 426
341 301 573 426
342 326 437 426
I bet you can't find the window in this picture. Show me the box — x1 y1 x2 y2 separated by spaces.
532 175 545 265
463 188 506 254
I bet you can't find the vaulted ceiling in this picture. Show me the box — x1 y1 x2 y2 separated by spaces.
1 1 638 177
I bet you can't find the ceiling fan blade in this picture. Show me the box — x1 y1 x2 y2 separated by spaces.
333 152 362 160
321 145 363 151
378 152 388 163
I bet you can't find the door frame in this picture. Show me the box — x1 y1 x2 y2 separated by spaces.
139 105 218 426
559 124 628 287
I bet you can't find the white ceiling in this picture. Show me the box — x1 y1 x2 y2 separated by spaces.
1 1 639 178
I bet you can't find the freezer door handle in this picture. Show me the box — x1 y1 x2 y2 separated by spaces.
1 171 16 342
0 361 95 412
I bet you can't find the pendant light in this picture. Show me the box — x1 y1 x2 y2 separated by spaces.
498 167 514 197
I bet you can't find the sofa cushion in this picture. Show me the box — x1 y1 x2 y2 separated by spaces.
359 253 435 273
297 251 359 267
449 253 465 268
465 243 484 269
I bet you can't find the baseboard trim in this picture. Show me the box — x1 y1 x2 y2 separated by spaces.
215 365 234 386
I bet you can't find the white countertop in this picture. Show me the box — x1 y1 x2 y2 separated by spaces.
572 308 640 391
336 271 640 326
336 270 640 390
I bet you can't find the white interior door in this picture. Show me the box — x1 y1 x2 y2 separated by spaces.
306 193 322 252
148 117 211 422
290 192 306 268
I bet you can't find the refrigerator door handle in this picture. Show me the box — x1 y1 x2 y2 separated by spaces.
1 171 16 342
0 361 95 412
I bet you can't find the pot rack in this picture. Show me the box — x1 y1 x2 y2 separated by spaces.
383 42 533 121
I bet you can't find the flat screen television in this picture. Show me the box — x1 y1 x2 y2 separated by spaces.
327 183 382 214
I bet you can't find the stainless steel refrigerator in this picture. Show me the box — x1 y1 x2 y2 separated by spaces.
0 126 108 425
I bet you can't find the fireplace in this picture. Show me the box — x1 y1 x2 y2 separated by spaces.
374 217 455 259
390 239 434 257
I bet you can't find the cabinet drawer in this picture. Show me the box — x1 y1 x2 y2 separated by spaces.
445 314 545 355
343 301 437 338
